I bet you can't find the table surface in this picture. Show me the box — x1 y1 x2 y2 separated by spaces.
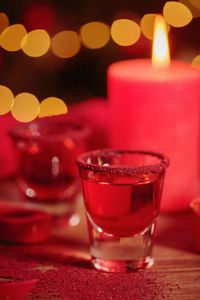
0 180 200 299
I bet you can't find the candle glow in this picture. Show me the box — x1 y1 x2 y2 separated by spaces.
152 15 170 68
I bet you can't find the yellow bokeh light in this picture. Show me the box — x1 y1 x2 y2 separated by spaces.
80 22 110 49
0 13 9 35
111 19 141 46
39 97 68 118
0 24 27 51
179 0 200 17
141 14 170 40
51 31 81 58
11 93 40 122
0 85 14 115
21 30 50 57
163 1 193 27
191 55 200 69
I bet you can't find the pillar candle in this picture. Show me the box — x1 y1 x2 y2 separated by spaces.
108 59 200 212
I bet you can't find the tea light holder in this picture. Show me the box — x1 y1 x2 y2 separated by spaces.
0 206 51 244
0 279 38 300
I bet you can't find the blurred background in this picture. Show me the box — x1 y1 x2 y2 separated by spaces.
0 0 199 105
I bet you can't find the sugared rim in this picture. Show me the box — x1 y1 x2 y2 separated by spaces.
9 117 91 143
76 149 169 175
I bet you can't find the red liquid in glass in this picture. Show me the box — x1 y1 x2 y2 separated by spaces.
82 176 163 237
17 140 86 203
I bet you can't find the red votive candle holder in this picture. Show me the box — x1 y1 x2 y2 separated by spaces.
9 117 91 224
0 279 38 300
0 206 51 244
76 149 169 273
190 198 200 252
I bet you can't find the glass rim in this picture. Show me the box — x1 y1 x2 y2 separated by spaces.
76 149 169 175
8 117 91 143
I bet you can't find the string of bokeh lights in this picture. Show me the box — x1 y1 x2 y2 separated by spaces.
0 86 68 122
0 0 200 122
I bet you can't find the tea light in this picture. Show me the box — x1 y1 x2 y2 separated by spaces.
108 15 200 212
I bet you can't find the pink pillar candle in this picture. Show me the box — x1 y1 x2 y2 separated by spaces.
108 59 200 213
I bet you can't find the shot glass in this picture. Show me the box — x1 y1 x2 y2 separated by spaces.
76 149 169 273
9 117 91 224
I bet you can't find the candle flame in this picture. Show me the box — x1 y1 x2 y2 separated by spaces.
152 15 170 68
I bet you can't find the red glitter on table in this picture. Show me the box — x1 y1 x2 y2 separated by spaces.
0 254 169 299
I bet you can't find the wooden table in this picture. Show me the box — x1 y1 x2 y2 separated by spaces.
0 180 200 299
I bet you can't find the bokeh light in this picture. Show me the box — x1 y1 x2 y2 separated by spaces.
0 24 27 51
39 97 68 118
163 1 193 27
0 85 14 115
111 19 141 46
179 0 200 17
0 13 9 35
69 213 80 226
21 29 50 57
51 31 81 58
80 22 110 49
141 14 170 40
11 93 40 122
191 55 200 69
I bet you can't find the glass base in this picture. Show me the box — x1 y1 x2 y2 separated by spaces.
88 219 157 273
92 256 154 273
52 212 80 227
17 179 79 224
24 200 76 223
19 192 80 227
